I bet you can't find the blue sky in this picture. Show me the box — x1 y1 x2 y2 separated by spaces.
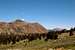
0 0 75 29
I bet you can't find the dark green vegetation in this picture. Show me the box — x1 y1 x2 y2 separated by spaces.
0 27 75 50
0 35 75 50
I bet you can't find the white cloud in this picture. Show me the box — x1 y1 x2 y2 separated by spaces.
21 19 25 21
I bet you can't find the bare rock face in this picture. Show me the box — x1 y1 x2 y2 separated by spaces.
0 19 48 35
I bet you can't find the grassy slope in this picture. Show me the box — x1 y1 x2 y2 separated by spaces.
0 35 75 50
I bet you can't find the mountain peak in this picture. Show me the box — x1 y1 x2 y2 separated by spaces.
52 28 63 31
15 19 25 22
0 19 48 34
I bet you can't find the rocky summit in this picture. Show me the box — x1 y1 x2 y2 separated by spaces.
0 19 48 35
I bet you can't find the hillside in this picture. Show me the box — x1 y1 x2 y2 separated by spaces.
0 19 48 35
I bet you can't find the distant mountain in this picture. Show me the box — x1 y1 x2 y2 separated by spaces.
0 19 48 35
52 28 64 31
